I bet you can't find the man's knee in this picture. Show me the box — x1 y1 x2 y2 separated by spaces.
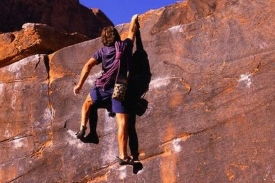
83 95 93 108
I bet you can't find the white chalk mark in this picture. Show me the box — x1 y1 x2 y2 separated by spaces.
13 138 24 149
172 138 182 153
239 73 252 88
43 108 53 121
168 25 184 33
67 129 76 138
66 129 84 149
149 76 171 90
11 95 17 109
118 166 127 180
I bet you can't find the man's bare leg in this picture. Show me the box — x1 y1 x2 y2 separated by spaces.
116 113 129 160
76 94 93 138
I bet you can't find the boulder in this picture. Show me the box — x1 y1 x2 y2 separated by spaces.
0 0 275 182
0 23 89 68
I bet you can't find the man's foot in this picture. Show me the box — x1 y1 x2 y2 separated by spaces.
117 156 133 165
76 126 87 139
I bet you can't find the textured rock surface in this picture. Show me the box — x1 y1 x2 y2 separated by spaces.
0 0 113 38
0 23 89 68
1 0 275 182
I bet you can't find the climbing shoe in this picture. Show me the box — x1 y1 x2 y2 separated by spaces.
117 156 133 166
76 126 87 139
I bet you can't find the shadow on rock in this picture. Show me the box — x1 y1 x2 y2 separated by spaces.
132 161 143 174
80 132 99 144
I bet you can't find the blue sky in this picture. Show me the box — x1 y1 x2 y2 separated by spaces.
79 0 182 25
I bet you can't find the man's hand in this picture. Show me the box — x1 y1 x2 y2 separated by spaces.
73 58 97 96
132 14 138 23
73 85 81 95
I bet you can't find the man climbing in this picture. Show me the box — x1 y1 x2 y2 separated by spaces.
73 14 139 165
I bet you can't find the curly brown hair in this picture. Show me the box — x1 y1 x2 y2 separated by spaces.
101 26 121 46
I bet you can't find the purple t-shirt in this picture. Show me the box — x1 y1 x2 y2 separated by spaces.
93 38 133 74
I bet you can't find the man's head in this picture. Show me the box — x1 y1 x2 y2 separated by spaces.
101 26 121 46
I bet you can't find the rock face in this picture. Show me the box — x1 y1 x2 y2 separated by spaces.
1 0 275 182
0 23 89 68
0 0 113 38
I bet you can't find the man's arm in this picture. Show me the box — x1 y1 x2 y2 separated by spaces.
73 57 98 95
127 14 139 42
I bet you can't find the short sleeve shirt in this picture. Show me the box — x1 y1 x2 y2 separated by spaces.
93 38 133 73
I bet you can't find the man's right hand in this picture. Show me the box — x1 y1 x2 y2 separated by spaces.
73 85 81 95
132 14 138 22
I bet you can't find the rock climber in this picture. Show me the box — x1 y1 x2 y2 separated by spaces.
73 14 139 165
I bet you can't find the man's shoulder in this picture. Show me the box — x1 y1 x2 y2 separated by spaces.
98 45 115 53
